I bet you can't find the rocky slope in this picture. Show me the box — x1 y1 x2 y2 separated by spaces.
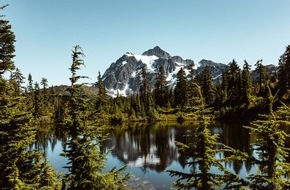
102 46 227 97
102 46 278 97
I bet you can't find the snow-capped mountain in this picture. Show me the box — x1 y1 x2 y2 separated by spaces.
102 46 227 97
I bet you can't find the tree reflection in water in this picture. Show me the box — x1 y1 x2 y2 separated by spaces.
31 121 290 189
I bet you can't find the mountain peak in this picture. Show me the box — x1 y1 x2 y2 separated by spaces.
142 46 171 59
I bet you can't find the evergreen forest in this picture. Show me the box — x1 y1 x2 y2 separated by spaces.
1 4 290 190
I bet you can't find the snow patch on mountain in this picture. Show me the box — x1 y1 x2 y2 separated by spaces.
107 83 132 98
102 46 228 97
125 52 159 73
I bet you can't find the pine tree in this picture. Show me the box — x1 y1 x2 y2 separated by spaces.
10 68 25 95
153 66 169 108
0 4 15 76
228 59 242 105
139 66 154 116
0 79 35 189
278 45 290 98
95 71 107 112
197 66 215 105
63 45 129 189
187 63 199 108
0 5 58 189
174 68 188 108
220 68 229 104
33 82 43 118
169 83 245 189
244 85 290 189
27 73 33 93
241 60 252 105
254 59 268 96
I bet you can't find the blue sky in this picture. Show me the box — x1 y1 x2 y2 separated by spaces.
2 1 290 85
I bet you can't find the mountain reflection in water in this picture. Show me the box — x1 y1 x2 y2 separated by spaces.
31 121 290 189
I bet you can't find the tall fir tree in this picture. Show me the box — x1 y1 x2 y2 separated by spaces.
33 82 43 118
169 83 245 189
63 45 129 189
220 68 229 104
10 68 25 96
278 45 290 99
153 66 169 108
27 73 34 93
228 59 242 105
174 68 188 108
244 84 290 189
95 71 107 112
0 4 15 76
254 59 268 96
241 60 252 105
0 5 59 189
197 65 215 105
139 66 154 116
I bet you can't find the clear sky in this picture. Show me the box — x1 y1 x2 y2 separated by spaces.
2 0 290 86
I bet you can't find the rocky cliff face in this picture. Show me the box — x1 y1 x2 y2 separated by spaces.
102 46 227 97
102 46 278 97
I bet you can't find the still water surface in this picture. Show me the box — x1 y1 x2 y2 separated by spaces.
34 121 290 189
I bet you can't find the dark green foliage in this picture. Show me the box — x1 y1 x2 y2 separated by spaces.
0 6 59 189
139 66 155 117
40 77 49 105
168 84 244 189
27 73 33 93
244 87 290 189
278 45 290 98
241 60 252 104
174 68 188 108
63 45 129 189
197 66 215 105
96 71 107 112
33 82 43 118
0 5 15 76
0 75 60 189
220 68 229 104
53 94 69 124
254 59 268 96
153 66 169 108
227 59 242 105
187 64 200 108
10 68 25 95
0 79 34 189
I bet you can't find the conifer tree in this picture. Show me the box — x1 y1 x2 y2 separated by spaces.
278 45 290 98
228 59 241 105
169 83 245 189
139 66 154 116
0 5 59 189
63 45 129 189
244 84 290 189
153 66 168 108
197 66 215 105
33 82 43 118
0 4 15 76
95 71 107 112
174 68 188 108
241 60 252 105
0 78 36 189
10 68 25 95
254 59 268 96
220 68 229 104
187 63 199 108
27 73 34 93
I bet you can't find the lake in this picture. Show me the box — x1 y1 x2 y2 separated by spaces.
33 121 290 189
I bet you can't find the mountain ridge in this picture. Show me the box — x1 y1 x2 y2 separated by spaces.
102 46 278 97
